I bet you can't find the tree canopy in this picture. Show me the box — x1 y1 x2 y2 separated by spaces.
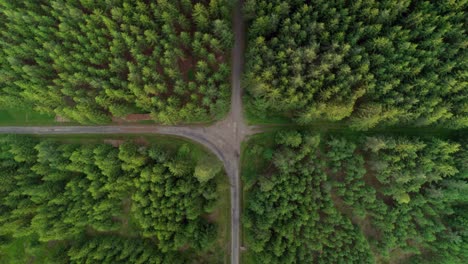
244 0 467 129
0 135 225 262
0 0 234 124
243 131 467 263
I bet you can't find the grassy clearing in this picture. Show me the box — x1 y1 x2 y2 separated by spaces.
0 107 55 125
241 133 276 188
214 170 231 264
30 134 212 160
0 108 221 126
243 99 293 125
0 235 49 264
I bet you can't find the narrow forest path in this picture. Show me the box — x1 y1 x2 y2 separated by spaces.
0 1 249 263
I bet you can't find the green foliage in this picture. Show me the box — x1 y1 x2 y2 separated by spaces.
275 130 302 147
0 234 67 264
364 137 459 203
0 0 234 124
131 144 219 251
407 141 468 264
244 0 467 129
0 108 54 125
243 131 467 263
0 135 223 262
68 236 184 264
324 135 465 259
194 155 223 183
243 133 373 263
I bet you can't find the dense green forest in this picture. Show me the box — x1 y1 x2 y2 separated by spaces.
242 131 467 263
0 0 233 124
0 136 227 263
244 0 467 129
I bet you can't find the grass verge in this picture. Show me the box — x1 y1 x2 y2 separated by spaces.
0 108 55 125
243 98 293 126
240 132 277 264
0 235 63 264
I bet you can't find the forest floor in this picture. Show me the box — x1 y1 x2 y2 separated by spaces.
0 235 53 263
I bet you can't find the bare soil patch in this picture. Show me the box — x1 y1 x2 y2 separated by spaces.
178 56 195 82
112 114 152 124
104 139 124 147
388 247 418 264
55 115 70 122
134 137 149 146
330 191 381 244
362 159 395 207
125 114 152 121
204 210 219 223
